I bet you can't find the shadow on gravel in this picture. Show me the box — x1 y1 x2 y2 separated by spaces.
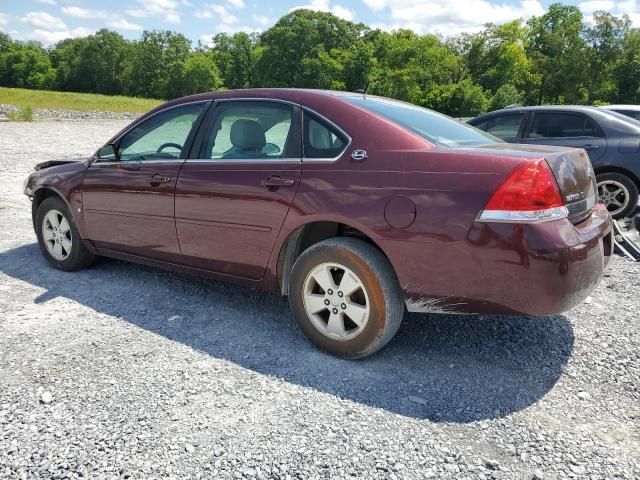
0 243 574 423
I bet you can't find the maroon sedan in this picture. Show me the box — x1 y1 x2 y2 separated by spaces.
24 89 613 358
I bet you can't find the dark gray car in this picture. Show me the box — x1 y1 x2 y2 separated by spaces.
469 105 640 218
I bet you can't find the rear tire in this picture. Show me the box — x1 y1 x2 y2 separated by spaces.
596 172 639 219
35 196 96 271
288 237 404 359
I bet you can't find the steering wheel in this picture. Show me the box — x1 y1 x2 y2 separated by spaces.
156 142 183 153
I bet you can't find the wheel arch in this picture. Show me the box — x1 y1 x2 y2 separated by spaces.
594 164 640 189
31 187 73 229
276 219 396 295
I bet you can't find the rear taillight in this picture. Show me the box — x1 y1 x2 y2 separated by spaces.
477 159 569 223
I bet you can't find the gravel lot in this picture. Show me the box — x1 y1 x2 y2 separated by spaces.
1 120 639 479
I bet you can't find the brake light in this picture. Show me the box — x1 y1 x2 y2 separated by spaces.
477 159 568 223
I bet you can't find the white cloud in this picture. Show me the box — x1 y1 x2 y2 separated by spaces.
22 11 68 31
362 0 544 35
35 0 57 4
252 14 270 26
195 4 238 23
290 0 355 21
107 17 143 31
61 6 109 20
61 6 143 31
126 0 180 24
580 0 615 13
22 26 94 45
580 0 640 27
227 0 246 7
0 13 9 27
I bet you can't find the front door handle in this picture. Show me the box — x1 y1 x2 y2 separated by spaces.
261 176 295 189
583 144 600 151
146 174 171 186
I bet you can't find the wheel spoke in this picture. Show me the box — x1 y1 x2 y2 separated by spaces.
53 242 63 258
305 293 327 314
609 197 623 207
60 237 72 254
311 265 336 293
326 312 345 336
46 211 60 228
338 271 361 297
42 228 54 241
344 301 368 327
59 217 71 234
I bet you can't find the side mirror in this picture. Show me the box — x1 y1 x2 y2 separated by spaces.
97 144 118 161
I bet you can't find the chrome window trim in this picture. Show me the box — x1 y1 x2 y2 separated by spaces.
185 158 302 164
91 159 186 166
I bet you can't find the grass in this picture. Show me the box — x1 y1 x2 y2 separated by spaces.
0 87 163 113
7 106 34 122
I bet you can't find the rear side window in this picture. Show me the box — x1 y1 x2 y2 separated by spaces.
303 111 348 158
614 110 640 121
527 113 603 139
472 113 524 141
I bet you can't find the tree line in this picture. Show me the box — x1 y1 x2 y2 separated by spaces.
1 4 639 116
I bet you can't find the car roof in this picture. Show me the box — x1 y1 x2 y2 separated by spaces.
169 88 365 105
601 104 640 111
489 105 604 114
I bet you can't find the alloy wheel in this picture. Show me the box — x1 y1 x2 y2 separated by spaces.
302 262 370 340
598 180 630 217
42 209 72 261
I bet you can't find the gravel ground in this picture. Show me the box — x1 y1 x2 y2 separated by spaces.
0 120 639 479
0 104 140 121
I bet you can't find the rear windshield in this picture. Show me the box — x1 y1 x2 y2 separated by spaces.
343 96 499 147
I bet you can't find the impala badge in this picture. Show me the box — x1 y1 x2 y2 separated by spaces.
351 149 368 161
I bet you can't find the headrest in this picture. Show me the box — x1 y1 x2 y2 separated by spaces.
230 119 266 151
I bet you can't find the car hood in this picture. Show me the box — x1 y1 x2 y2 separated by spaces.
34 157 89 171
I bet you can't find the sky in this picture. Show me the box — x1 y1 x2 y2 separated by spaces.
0 0 637 47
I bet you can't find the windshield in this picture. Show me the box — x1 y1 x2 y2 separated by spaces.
343 96 499 147
602 109 640 132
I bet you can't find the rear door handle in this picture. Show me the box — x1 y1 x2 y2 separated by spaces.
146 174 171 186
261 176 295 188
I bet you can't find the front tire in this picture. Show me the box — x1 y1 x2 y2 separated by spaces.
35 196 96 271
597 172 639 219
288 237 404 359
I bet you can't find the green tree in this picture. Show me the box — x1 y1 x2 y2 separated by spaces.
207 32 257 89
256 9 367 87
526 3 586 104
585 12 630 102
614 29 640 103
122 30 191 99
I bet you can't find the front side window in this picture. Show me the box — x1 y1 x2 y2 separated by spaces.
527 112 603 139
118 103 206 161
200 101 299 159
344 96 499 147
303 112 348 158
472 113 524 141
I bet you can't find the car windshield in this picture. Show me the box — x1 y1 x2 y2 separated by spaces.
343 96 499 147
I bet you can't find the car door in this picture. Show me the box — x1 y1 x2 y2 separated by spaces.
469 111 526 143
174 99 302 279
521 111 608 164
82 101 209 262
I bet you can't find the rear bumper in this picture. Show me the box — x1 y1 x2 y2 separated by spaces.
391 203 613 316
